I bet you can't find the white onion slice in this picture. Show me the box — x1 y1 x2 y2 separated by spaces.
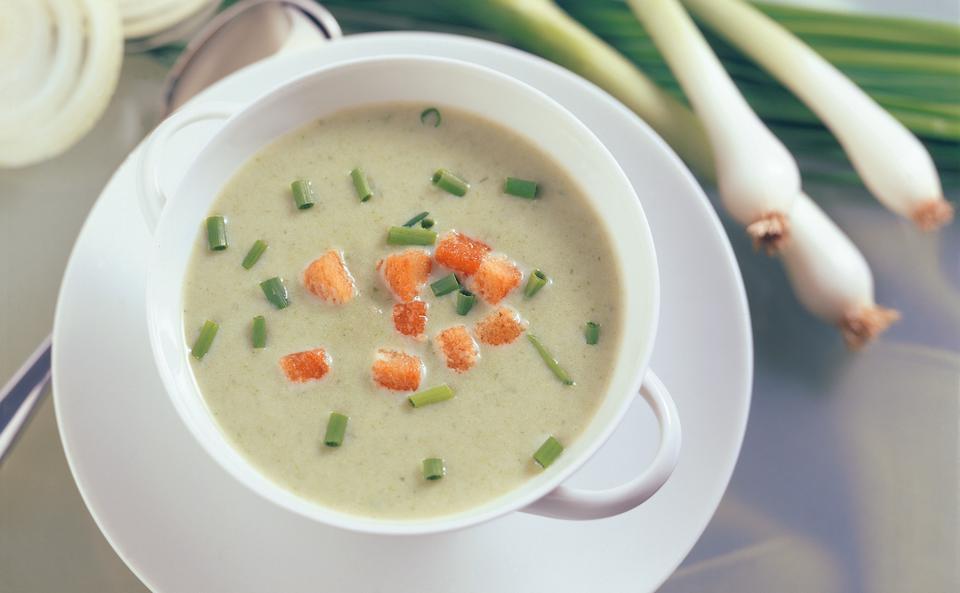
121 0 212 39
0 0 123 168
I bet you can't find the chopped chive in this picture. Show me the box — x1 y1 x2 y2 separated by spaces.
527 334 574 385
533 436 564 468
324 412 348 447
504 177 539 199
432 168 469 196
402 211 430 227
191 320 219 360
584 321 601 345
259 277 289 309
420 218 435 229
430 273 460 297
420 107 442 128
408 384 455 408
455 289 475 315
252 315 266 349
241 240 268 270
387 226 437 246
290 178 316 209
422 457 445 480
524 269 548 298
351 167 373 202
206 216 227 251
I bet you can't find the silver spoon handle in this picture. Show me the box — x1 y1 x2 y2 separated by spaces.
0 334 52 463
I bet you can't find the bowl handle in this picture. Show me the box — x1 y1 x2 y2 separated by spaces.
137 102 239 233
522 370 682 520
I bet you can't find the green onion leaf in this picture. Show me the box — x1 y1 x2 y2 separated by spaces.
584 321 601 345
504 177 539 199
351 167 373 202
252 315 267 349
259 277 289 309
422 457 446 480
387 226 438 246
432 168 469 196
402 211 430 227
527 334 574 385
206 216 227 251
533 436 564 468
455 288 476 315
324 412 348 447
241 239 268 270
291 178 316 210
420 107 442 127
524 269 548 298
430 273 460 297
191 320 219 360
408 384 455 408
420 218 435 229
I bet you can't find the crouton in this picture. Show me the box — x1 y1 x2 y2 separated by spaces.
393 300 428 338
475 306 527 345
434 231 491 276
378 249 432 302
303 250 356 304
372 349 423 391
434 326 480 373
279 349 331 383
470 255 522 304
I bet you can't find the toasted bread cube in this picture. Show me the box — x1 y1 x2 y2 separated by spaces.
303 250 356 304
434 325 479 373
378 249 432 302
393 300 428 338
372 349 423 391
434 231 491 276
280 349 331 383
475 306 528 345
470 255 522 304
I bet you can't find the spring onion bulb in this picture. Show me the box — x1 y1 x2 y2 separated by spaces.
0 0 123 168
683 0 954 231
781 193 899 349
629 0 801 253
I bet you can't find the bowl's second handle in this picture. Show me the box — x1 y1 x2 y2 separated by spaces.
522 370 682 520
137 102 239 233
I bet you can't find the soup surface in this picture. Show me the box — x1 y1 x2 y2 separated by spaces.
183 104 623 520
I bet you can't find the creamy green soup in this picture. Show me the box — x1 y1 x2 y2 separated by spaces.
183 104 623 520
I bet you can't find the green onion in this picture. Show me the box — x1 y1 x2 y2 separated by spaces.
351 167 373 202
402 211 430 227
527 334 574 385
430 273 460 297
504 177 539 199
290 178 316 210
432 168 469 196
420 107 442 127
252 315 266 349
408 384 455 408
191 320 219 360
533 436 564 468
324 412 348 447
584 321 601 345
387 226 438 246
422 457 446 480
455 289 476 315
259 277 289 309
205 216 227 251
524 269 548 298
420 218 435 229
241 240 268 270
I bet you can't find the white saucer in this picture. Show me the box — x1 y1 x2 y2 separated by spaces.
53 33 752 593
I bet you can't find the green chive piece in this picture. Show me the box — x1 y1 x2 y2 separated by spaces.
324 412 348 447
402 211 430 227
291 178 316 209
584 321 601 345
504 177 539 199
422 457 446 480
351 167 373 202
432 168 469 196
252 315 267 349
420 107 442 128
387 226 437 246
259 277 289 309
420 218 435 229
408 384 455 408
206 216 227 251
241 239 268 270
455 289 476 315
191 320 219 360
431 273 460 297
527 334 574 385
524 269 548 298
533 436 564 468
